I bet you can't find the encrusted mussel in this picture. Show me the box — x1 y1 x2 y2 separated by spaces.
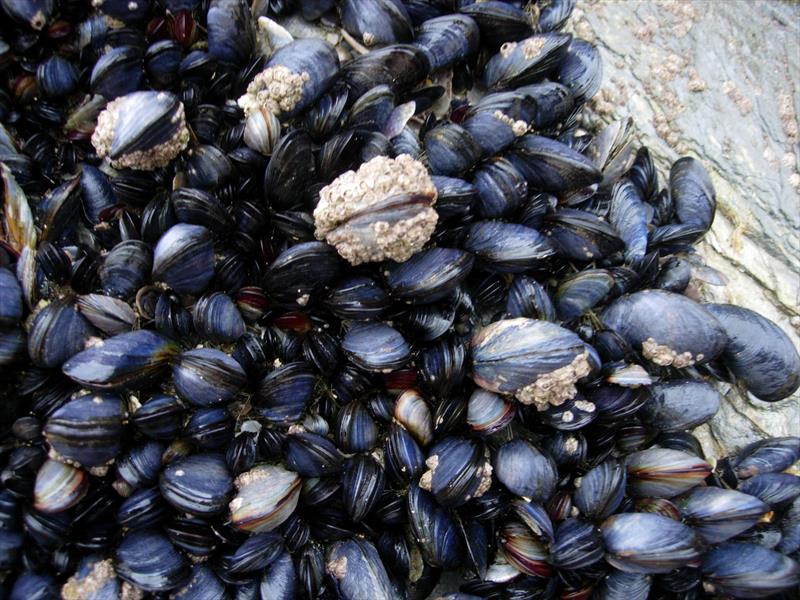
91 91 190 171
471 318 595 410
313 154 438 265
238 39 339 119
602 290 728 368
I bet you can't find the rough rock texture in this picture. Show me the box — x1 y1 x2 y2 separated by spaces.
571 0 800 459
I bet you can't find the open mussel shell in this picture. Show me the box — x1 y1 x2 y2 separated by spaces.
676 487 769 544
626 448 711 499
43 392 124 468
229 464 301 533
342 322 410 372
601 512 701 574
471 318 594 410
602 290 728 368
639 379 721 431
62 330 179 390
33 459 88 514
159 453 232 517
702 542 800 598
115 529 190 592
706 303 800 402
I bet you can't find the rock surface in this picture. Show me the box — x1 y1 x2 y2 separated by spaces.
571 0 800 460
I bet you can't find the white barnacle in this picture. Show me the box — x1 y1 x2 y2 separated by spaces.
516 350 592 411
237 65 310 117
313 155 438 265
641 337 696 368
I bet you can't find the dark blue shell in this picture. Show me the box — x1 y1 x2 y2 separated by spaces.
706 304 800 402
172 565 227 600
257 362 316 424
62 330 179 390
152 223 215 295
172 348 246 407
386 247 474 303
132 394 185 440
29 300 96 369
117 486 169 530
327 538 396 600
43 392 124 467
407 484 464 569
90 46 143 99
36 55 79 98
285 431 343 477
342 322 410 372
207 0 255 66
702 543 800 598
473 158 528 219
0 266 22 327
465 221 556 273
115 529 190 592
193 292 246 343
116 440 166 490
160 453 232 516
413 14 479 71
493 439 557 502
258 551 297 600
326 275 390 320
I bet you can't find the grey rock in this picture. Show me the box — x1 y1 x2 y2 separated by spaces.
570 0 800 459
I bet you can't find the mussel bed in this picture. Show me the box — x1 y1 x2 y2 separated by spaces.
0 0 798 599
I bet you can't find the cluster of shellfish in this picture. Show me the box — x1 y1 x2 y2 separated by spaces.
0 0 799 598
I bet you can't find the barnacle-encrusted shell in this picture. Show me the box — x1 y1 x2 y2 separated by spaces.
91 92 190 171
237 65 310 116
313 154 438 265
